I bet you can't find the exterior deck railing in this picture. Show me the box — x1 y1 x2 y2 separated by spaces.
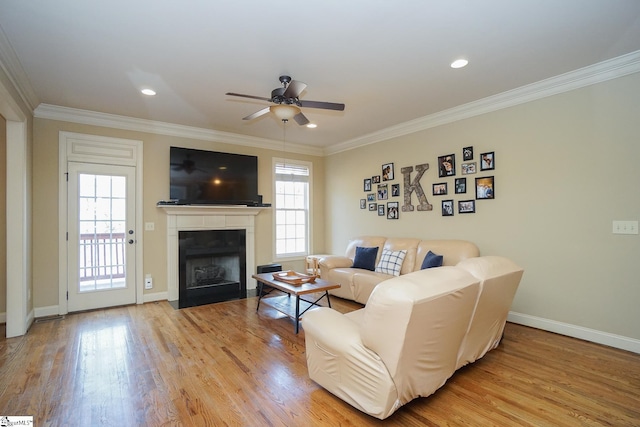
79 232 126 281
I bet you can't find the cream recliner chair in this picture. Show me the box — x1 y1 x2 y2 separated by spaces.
302 256 523 420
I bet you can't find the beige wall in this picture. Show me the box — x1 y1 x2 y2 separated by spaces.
32 119 325 308
324 72 640 340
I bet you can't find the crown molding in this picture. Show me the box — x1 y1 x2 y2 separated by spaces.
0 26 39 112
33 104 324 157
25 49 640 158
325 50 640 156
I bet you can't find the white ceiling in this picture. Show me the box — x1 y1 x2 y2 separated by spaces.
1 1 640 151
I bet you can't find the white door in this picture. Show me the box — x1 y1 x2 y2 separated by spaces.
67 162 137 312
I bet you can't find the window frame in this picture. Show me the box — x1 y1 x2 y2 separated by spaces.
272 158 312 261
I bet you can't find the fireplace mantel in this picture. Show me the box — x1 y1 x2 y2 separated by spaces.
161 204 268 302
159 204 270 216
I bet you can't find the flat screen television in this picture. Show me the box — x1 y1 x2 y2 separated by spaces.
169 146 259 205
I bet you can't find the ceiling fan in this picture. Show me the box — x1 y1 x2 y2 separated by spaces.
226 75 345 125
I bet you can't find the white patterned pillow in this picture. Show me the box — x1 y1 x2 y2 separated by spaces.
375 249 407 276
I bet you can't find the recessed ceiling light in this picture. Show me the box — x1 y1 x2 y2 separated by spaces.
306 123 317 128
451 59 469 69
141 88 156 96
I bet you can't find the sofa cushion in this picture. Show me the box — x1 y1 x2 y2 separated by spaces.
415 240 479 269
352 246 379 271
382 238 420 275
421 250 443 269
353 270 394 304
376 249 407 276
345 237 386 263
326 267 359 300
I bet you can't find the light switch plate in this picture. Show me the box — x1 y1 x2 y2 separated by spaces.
612 220 638 235
145 222 155 231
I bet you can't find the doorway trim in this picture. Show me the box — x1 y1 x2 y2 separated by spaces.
0 77 31 337
58 131 143 314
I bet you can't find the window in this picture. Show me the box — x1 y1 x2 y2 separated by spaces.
274 160 310 258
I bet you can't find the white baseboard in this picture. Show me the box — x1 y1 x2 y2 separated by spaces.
508 311 640 354
35 305 61 318
143 291 168 303
31 293 168 319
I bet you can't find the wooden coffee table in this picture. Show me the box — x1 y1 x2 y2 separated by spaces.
252 272 340 333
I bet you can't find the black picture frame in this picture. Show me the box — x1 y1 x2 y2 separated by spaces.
382 163 394 181
455 178 466 194
476 176 495 199
432 182 448 196
372 175 381 184
480 151 495 171
387 201 399 219
367 193 376 202
442 200 454 216
458 200 476 214
391 184 400 197
438 154 456 177
463 146 474 161
462 162 476 175
377 183 388 200
360 199 366 209
364 178 372 192
378 205 385 216
369 203 377 211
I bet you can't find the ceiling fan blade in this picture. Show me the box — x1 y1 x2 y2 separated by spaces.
226 92 271 102
283 80 307 98
293 112 310 126
243 107 270 121
299 100 345 111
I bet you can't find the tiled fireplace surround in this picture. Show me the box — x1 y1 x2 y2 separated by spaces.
160 205 268 303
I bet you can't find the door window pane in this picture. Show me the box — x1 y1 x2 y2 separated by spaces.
78 174 127 292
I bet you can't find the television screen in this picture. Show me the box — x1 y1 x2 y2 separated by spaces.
169 147 259 205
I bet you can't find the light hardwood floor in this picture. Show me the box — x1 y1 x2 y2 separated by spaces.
1 296 639 426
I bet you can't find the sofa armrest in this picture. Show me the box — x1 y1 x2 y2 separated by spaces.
302 307 361 350
318 255 353 278
302 308 399 419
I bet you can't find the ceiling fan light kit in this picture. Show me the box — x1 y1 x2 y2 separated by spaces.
226 75 345 126
270 104 300 121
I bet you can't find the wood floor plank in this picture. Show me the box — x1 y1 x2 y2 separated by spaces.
1 297 639 426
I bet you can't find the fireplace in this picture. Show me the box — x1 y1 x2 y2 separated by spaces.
160 204 267 309
179 229 246 308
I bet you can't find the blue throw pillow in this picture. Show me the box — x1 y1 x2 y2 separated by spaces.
421 250 443 269
352 246 379 271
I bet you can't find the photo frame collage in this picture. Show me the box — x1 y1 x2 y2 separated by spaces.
434 146 495 216
361 162 401 219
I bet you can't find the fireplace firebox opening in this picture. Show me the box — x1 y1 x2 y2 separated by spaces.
178 229 247 308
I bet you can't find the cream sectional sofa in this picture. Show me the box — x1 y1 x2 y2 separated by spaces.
319 236 480 304
302 255 524 419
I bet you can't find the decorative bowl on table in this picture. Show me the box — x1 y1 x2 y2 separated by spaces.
272 270 317 286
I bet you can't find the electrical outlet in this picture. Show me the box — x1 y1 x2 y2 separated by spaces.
145 275 153 289
612 220 639 235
